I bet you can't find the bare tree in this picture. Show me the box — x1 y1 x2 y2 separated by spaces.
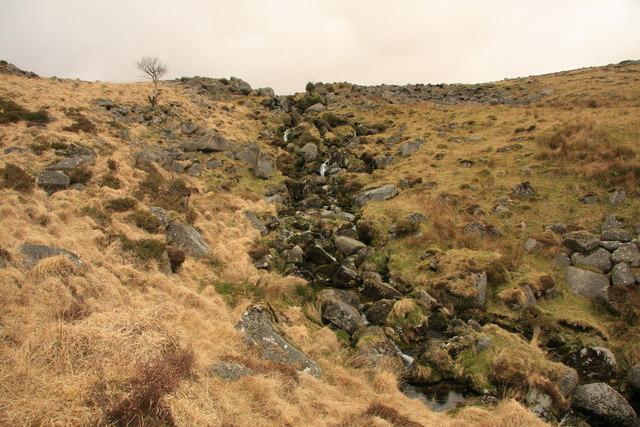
135 56 168 109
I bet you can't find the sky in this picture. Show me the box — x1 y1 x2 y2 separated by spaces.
1 0 639 95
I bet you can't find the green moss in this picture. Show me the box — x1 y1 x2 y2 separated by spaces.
80 206 111 227
126 210 161 233
119 235 165 262
212 281 264 306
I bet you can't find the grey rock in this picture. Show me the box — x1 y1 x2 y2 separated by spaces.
571 382 636 427
462 221 501 238
244 210 268 236
398 138 424 157
612 263 636 286
285 245 305 264
235 144 261 165
612 243 640 267
265 194 284 204
19 244 84 270
629 364 640 394
608 189 626 206
253 154 274 179
205 159 223 169
236 305 321 378
477 335 493 352
207 361 256 382
571 248 612 273
545 223 568 234
566 267 610 299
362 281 403 300
563 231 601 253
600 241 624 252
186 163 203 177
579 193 599 204
567 346 618 382
46 156 93 171
305 245 335 265
300 143 318 162
602 229 633 242
183 132 231 152
318 289 361 309
472 272 489 308
557 367 580 397
526 388 553 421
354 184 398 206
334 236 366 256
365 300 394 325
166 221 210 258
333 265 360 288
305 103 326 113
374 156 395 169
37 170 70 193
321 298 365 334
180 121 199 135
149 207 169 228
602 214 626 232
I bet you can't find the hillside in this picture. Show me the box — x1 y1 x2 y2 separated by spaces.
1 59 639 426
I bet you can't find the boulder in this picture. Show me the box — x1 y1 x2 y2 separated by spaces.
608 189 626 206
300 143 318 162
565 267 610 299
244 210 268 236
149 207 169 229
333 265 360 288
334 236 366 256
365 300 394 325
612 243 640 267
186 163 202 177
462 221 501 238
354 184 398 206
207 361 256 382
571 248 612 273
512 181 535 199
253 154 274 179
166 221 211 258
235 144 261 165
566 346 618 382
19 244 84 270
362 281 403 300
563 231 601 253
46 156 93 172
374 156 395 169
556 367 580 398
305 103 326 113
184 132 231 152
305 245 336 265
601 228 633 243
398 138 423 157
571 383 636 427
611 263 636 286
236 305 321 378
37 171 70 193
320 298 365 334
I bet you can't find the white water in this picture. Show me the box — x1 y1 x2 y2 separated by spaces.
400 352 415 365
319 161 328 177
283 129 291 142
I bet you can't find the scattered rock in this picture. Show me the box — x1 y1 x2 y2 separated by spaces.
612 243 640 267
512 181 535 199
320 297 365 334
244 210 268 236
236 305 321 377
253 154 274 179
149 207 169 229
334 236 366 257
608 189 626 206
398 138 423 157
300 143 318 162
462 221 501 238
579 193 599 204
37 170 70 193
207 361 256 382
601 229 633 243
563 231 601 253
19 244 84 270
571 248 612 273
601 214 626 232
571 382 636 427
354 184 398 206
333 266 360 288
556 367 580 397
611 263 636 286
565 266 610 299
365 300 394 325
566 346 618 381
629 364 640 395
46 156 93 172
183 131 231 152
166 221 211 258
353 326 403 371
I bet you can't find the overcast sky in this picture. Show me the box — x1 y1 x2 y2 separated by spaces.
1 0 639 94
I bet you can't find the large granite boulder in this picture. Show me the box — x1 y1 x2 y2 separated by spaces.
354 184 398 206
166 221 211 258
571 382 636 426
37 171 70 193
571 248 612 273
236 305 321 378
565 267 610 299
19 244 84 270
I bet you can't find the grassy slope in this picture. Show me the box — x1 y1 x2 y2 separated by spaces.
0 61 638 425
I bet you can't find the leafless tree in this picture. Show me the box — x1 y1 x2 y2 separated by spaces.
135 56 168 109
